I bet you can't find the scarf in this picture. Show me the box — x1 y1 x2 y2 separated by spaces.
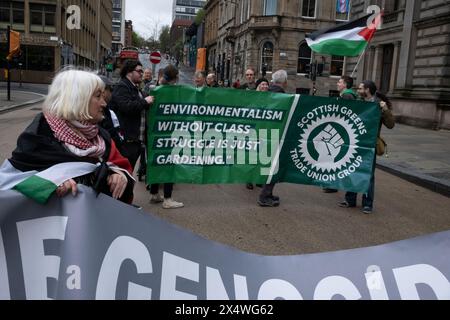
44 112 106 158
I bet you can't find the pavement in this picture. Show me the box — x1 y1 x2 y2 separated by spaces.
377 124 450 197
0 82 47 114
1 78 449 198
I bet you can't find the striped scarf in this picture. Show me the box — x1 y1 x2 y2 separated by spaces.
44 112 106 159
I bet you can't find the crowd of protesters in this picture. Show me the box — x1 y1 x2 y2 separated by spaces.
4 58 394 214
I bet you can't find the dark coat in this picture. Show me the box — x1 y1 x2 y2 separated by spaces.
10 113 134 202
109 77 149 141
268 84 285 93
240 83 257 90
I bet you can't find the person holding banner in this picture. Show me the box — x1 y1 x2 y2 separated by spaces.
339 80 395 214
6 69 135 203
256 78 270 92
109 60 154 170
206 73 219 87
323 75 357 194
258 70 289 207
148 65 184 209
240 68 257 91
193 71 206 88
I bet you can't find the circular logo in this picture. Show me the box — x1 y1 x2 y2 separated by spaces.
297 114 359 173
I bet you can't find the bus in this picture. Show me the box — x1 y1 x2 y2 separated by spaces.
119 46 139 60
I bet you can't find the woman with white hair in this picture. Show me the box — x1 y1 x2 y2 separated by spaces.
5 69 135 203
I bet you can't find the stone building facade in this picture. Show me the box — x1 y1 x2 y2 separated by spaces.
347 0 450 129
205 0 353 95
0 0 113 84
203 0 450 129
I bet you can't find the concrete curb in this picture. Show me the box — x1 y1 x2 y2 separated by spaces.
377 162 450 198
0 91 45 114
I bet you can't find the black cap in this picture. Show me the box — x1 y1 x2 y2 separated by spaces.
256 78 269 88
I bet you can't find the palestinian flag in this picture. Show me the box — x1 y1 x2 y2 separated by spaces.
0 160 97 204
306 13 382 56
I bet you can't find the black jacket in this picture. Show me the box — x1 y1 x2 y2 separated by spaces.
109 77 149 141
10 113 134 202
269 84 285 93
100 107 124 151
10 113 108 172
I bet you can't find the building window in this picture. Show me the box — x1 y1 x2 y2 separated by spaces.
385 0 402 13
25 45 55 71
302 0 316 18
30 4 56 33
297 42 311 74
240 0 250 23
113 11 121 21
261 41 273 73
263 0 277 16
0 1 24 26
336 0 350 21
330 55 344 76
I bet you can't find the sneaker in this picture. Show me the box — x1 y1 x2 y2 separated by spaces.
362 206 373 214
150 194 164 204
131 204 142 210
162 198 184 209
323 188 338 193
338 201 356 208
270 195 280 202
258 197 280 207
246 183 254 190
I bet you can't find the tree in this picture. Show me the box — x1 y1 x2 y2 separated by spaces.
145 36 159 51
172 39 184 61
194 9 205 26
132 31 145 48
159 25 170 54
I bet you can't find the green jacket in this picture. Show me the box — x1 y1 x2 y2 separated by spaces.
340 88 357 100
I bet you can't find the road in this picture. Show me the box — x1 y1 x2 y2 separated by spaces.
1 103 450 256
0 82 49 95
139 53 169 81
139 53 194 85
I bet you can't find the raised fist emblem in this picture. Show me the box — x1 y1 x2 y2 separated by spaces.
313 124 344 163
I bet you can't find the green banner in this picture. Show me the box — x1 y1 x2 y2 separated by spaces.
147 85 380 193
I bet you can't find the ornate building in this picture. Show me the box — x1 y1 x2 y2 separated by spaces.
347 0 450 129
203 0 450 129
205 0 351 95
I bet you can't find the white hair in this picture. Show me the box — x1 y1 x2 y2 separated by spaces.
271 70 288 84
43 69 105 121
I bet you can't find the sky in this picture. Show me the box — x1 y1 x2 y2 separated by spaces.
125 0 173 39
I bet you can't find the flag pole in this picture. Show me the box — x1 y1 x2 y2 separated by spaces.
350 45 368 78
